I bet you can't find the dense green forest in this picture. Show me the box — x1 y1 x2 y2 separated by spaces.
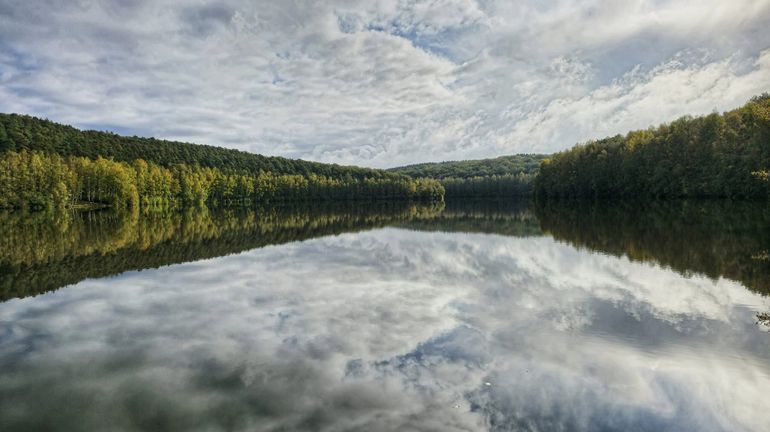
390 154 545 179
440 173 537 197
3 93 769 206
0 114 444 209
0 113 404 180
390 154 546 198
0 116 445 209
0 150 443 210
535 94 770 198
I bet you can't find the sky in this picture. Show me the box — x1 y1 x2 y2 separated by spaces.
1 0 769 168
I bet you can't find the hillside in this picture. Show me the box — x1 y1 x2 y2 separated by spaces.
535 94 770 199
0 114 444 210
0 113 401 181
389 154 546 179
390 154 547 198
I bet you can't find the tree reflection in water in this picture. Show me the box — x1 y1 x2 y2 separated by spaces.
3 199 770 302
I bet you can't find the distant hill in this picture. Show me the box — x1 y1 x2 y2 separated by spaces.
389 154 547 179
389 154 548 198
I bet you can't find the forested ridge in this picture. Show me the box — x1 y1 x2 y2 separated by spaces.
389 154 545 179
4 92 769 207
0 113 398 179
0 114 443 209
390 154 546 198
0 150 443 210
535 94 770 198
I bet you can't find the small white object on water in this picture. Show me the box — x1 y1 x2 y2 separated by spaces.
484 382 492 386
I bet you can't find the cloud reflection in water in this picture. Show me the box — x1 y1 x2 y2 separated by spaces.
1 229 769 431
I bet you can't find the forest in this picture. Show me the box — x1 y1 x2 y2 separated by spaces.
0 113 405 180
0 150 443 210
3 93 769 207
535 94 770 199
0 114 444 209
390 154 545 198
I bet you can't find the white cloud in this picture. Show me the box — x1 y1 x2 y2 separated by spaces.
0 0 768 167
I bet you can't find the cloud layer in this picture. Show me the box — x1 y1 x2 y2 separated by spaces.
1 0 769 167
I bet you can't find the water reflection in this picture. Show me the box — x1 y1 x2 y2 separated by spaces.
1 202 449 301
1 200 770 431
536 200 770 296
4 199 770 301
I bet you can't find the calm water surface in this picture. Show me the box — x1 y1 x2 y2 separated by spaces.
1 201 770 431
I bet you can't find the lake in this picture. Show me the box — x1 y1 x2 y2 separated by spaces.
1 200 770 431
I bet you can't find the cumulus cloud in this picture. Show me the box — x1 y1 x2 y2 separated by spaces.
0 0 769 166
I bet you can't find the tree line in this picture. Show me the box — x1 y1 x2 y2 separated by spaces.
389 154 545 179
390 154 546 198
535 94 770 199
0 150 444 211
0 113 407 181
441 173 537 197
5 93 768 203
